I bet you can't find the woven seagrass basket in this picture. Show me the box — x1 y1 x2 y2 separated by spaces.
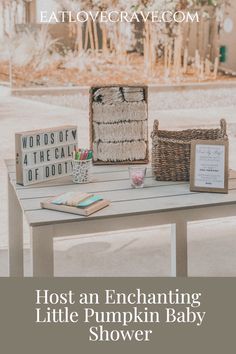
151 119 228 181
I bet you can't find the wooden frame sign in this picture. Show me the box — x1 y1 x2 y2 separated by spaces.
15 126 78 186
190 140 229 194
89 85 149 165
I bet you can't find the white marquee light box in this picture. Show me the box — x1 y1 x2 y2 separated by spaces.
15 125 78 186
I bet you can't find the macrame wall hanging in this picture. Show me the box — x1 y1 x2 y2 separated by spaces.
90 85 149 164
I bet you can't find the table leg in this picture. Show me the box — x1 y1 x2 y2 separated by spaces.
171 220 188 277
8 176 24 277
30 225 54 277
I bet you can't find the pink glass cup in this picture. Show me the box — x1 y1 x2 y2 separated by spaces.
129 166 147 188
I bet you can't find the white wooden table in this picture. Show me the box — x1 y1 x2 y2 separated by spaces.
6 159 236 277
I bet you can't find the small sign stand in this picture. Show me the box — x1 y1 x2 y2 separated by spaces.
190 140 229 194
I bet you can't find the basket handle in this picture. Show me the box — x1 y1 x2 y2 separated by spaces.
151 120 159 139
153 120 159 132
220 119 227 136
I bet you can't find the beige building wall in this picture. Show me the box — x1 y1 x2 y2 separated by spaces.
36 0 59 23
220 1 236 71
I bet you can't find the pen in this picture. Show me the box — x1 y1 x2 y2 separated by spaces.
73 149 93 160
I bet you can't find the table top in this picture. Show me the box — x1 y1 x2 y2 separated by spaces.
6 159 236 227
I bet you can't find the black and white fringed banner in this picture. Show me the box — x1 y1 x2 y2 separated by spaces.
15 126 78 185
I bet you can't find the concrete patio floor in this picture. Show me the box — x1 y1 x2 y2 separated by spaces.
0 86 236 277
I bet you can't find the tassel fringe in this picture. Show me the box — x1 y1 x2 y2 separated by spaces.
93 141 147 162
92 101 147 123
93 121 148 142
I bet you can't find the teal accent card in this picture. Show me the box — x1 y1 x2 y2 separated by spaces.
51 192 74 205
78 195 103 208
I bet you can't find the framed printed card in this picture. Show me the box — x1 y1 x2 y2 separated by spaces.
190 140 229 194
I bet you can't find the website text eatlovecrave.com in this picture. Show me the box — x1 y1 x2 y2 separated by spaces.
40 10 200 24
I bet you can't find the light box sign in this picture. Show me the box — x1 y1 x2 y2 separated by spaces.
15 125 78 186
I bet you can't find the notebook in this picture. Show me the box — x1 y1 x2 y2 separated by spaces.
41 191 110 216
